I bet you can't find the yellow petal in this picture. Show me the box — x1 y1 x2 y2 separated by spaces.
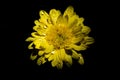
42 58 46 64
56 15 68 25
78 54 84 65
64 54 72 66
80 44 88 50
33 39 41 49
84 36 94 45
72 50 80 59
48 54 54 61
37 57 46 65
39 10 51 26
33 25 41 31
68 14 79 28
38 51 44 56
34 21 47 29
56 61 63 69
45 45 54 53
71 35 84 44
63 6 74 17
40 40 49 49
28 42 34 49
30 53 37 60
71 44 87 51
51 59 57 67
76 17 84 26
33 25 47 36
51 50 62 67
34 20 40 26
49 9 61 24
37 57 42 65
25 37 34 42
71 18 84 33
39 10 49 18
71 44 81 51
81 26 91 34
63 6 78 27
31 32 40 38
45 53 51 58
33 38 47 49
59 49 66 60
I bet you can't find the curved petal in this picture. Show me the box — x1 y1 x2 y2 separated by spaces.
72 50 80 59
78 54 84 65
51 50 62 68
31 32 40 38
63 6 74 17
71 18 84 34
56 15 68 25
64 54 72 66
38 51 44 56
39 10 51 26
56 61 63 69
30 53 37 60
68 14 79 28
71 44 87 51
34 20 40 26
33 20 47 31
81 26 91 34
37 57 46 65
48 54 54 61
28 42 34 49
59 49 66 60
77 17 84 25
33 39 41 49
25 37 35 42
84 36 94 45
49 9 61 25
51 59 57 67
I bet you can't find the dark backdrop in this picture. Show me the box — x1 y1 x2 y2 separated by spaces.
1 0 97 79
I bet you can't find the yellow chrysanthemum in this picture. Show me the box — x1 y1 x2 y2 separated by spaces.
26 6 94 69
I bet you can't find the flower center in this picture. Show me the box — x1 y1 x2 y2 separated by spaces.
45 24 73 49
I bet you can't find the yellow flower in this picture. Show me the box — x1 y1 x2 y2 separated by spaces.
26 6 94 69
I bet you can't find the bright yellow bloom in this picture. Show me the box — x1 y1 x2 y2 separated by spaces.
26 6 94 69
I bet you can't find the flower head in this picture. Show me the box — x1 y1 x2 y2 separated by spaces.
26 6 94 69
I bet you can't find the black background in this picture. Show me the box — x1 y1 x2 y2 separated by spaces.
1 0 98 79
